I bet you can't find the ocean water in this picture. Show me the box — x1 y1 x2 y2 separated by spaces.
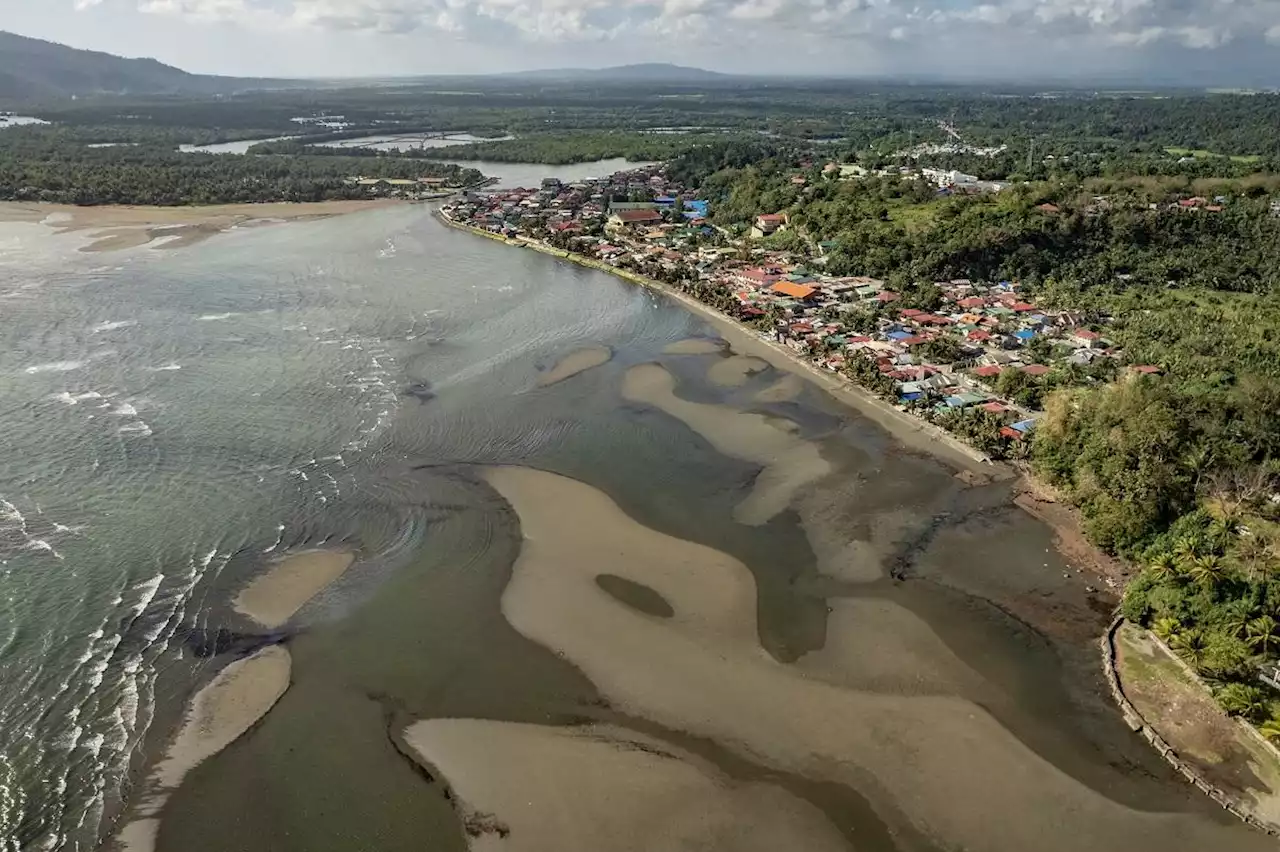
0 206 688 851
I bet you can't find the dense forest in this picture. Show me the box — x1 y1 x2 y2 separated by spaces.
0 126 482 205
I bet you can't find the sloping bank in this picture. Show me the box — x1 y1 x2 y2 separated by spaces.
435 209 997 478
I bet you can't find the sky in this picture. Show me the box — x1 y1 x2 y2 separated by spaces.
3 0 1280 83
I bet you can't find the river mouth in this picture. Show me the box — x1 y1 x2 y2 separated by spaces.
0 206 1265 852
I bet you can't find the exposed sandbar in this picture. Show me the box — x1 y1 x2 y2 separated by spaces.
234 549 355 629
662 337 724 355
404 718 848 851
0 200 396 253
484 465 1271 852
118 646 291 852
536 345 612 387
752 374 804 403
622 362 829 525
707 354 769 387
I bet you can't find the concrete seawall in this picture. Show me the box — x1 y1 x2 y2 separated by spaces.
1102 617 1280 835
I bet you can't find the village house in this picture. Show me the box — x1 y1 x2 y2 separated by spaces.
608 209 664 232
751 213 787 238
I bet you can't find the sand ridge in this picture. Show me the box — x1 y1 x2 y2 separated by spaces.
484 465 1273 852
662 337 725 355
536 345 612 387
707 354 770 388
622 362 830 525
234 549 355 628
404 719 850 852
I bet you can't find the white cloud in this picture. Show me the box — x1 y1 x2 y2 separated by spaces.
63 0 1280 76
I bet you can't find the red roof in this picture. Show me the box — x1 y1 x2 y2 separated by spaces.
877 291 901 303
1012 302 1037 312
848 335 872 343
771 281 817 300
1021 364 1051 376
1132 365 1162 374
1000 426 1024 440
918 314 953 325
981 402 1007 413
900 308 925 318
900 335 930 347
973 365 1003 377
968 330 992 341
1037 203 1060 214
958 297 986 308
1074 329 1101 340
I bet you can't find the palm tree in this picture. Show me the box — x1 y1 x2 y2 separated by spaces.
1188 554 1227 588
1248 615 1280 655
1172 535 1203 572
1171 629 1208 668
1147 551 1180 582
1215 683 1268 722
1152 616 1181 641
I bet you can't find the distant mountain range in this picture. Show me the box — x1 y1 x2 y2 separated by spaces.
0 30 292 99
509 63 734 83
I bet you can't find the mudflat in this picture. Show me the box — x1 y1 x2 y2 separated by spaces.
0 200 396 252
484 465 1274 852
536 345 612 386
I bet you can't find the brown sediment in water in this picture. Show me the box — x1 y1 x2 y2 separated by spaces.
234 550 355 629
116 646 291 852
484 465 1274 852
621 362 830 526
662 337 725 355
403 719 850 852
753 374 804 403
707 354 769 388
0 200 396 253
536 345 612 387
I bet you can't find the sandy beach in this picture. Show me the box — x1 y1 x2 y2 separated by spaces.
0 200 396 252
484 465 1272 852
234 549 355 628
622 362 830 526
536 345 612 386
404 719 850 852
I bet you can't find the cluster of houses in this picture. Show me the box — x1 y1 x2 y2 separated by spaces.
344 175 467 199
439 165 705 237
823 162 1010 194
441 164 1162 453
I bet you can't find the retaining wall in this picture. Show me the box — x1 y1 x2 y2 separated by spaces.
1103 617 1279 835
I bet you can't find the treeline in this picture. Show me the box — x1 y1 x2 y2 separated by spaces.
0 126 482 205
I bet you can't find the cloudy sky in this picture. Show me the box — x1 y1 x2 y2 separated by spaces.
4 0 1280 82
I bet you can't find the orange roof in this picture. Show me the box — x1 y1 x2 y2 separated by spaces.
770 280 817 300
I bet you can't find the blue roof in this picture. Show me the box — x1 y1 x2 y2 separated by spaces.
888 331 913 341
900 392 924 402
1014 329 1036 340
1012 419 1036 432
684 200 709 214
655 196 676 204
944 396 968 407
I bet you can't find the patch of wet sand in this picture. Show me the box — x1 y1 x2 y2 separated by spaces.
753 374 804 403
234 550 355 629
707 354 769 387
405 719 849 852
485 465 1271 852
596 574 674 618
0 200 396 252
622 362 830 525
536 345 612 387
117 646 291 852
662 337 724 355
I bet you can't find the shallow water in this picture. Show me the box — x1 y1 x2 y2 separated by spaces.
0 207 1265 852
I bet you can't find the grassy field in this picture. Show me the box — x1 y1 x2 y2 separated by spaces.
1165 146 1263 164
1116 623 1280 826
